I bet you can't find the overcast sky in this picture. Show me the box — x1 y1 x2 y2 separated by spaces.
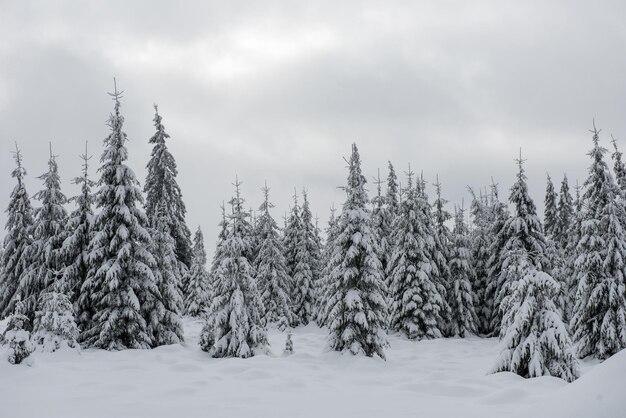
1 1 625 252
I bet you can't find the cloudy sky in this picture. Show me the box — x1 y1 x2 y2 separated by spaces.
1 1 625 251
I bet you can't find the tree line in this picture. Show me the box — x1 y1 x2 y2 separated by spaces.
1 84 625 384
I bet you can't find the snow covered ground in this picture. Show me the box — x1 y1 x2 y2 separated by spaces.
0 318 623 418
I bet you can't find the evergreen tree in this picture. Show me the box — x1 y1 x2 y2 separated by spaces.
255 183 293 330
284 330 294 355
144 105 192 269
148 201 184 346
79 83 158 350
325 144 388 358
388 169 444 340
554 175 573 251
199 178 268 358
492 249 579 382
570 125 626 359
291 189 319 326
490 155 549 336
448 205 478 337
315 206 339 326
18 145 68 320
468 187 492 335
544 174 558 238
1 299 33 364
184 227 210 317
431 177 453 335
283 191 302 308
371 169 393 304
0 146 35 318
31 291 80 352
563 182 583 321
61 143 95 308
611 135 626 193
386 161 400 216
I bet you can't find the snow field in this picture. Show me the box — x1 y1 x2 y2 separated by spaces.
0 318 622 418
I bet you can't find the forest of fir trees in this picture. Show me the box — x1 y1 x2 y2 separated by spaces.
1 84 626 384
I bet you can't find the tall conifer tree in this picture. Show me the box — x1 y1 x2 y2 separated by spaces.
200 178 268 358
79 82 158 349
570 124 626 359
18 145 68 320
0 146 35 318
325 144 387 358
144 105 192 268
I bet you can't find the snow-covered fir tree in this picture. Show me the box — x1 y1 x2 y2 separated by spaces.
61 143 95 309
563 182 583 321
554 175 573 251
2 299 33 364
371 169 393 303
283 191 302 309
79 83 158 350
570 125 626 359
255 183 293 330
468 188 493 335
447 205 478 337
386 161 400 217
284 330 294 355
0 146 34 318
490 155 549 336
543 174 558 238
388 169 444 340
431 177 453 335
611 135 626 193
290 189 319 326
148 201 184 346
144 105 192 268
325 144 388 358
199 178 268 358
492 249 579 382
483 183 511 336
17 145 68 320
31 290 80 353
315 205 339 326
184 227 210 317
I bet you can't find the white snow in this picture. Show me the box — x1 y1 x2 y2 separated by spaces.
0 318 622 418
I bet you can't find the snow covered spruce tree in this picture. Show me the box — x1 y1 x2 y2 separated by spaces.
148 201 184 345
563 182 583 321
78 83 159 350
611 135 626 193
61 143 95 307
31 291 80 353
290 190 318 326
283 192 301 309
431 177 453 335
388 169 444 340
553 175 573 251
544 174 558 238
371 169 393 302
2 299 33 364
447 205 478 337
483 182 511 336
315 205 339 326
325 144 388 358
468 188 493 335
199 178 268 358
255 183 293 330
490 155 549 336
386 161 400 217
184 227 210 317
0 146 34 318
18 145 69 320
144 105 192 269
570 125 626 359
491 249 579 382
